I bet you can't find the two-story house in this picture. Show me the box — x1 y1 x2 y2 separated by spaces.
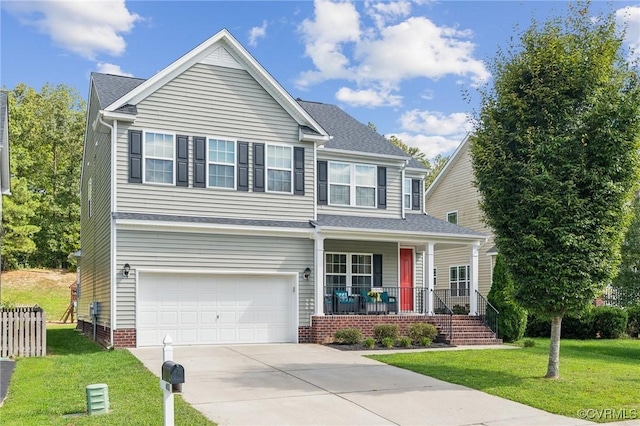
77 29 490 348
425 135 497 312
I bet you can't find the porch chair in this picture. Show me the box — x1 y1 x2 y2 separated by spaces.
381 291 398 314
334 290 357 314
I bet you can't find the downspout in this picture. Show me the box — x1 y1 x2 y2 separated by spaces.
98 114 117 348
401 160 408 219
313 143 317 221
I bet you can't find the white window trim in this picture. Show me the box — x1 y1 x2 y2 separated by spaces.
328 161 377 208
325 252 373 293
142 129 176 186
446 210 458 225
207 136 237 190
404 177 412 210
449 264 470 297
266 143 293 194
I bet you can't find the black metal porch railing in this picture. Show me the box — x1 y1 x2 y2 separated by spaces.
475 290 499 336
431 289 453 339
433 288 471 315
323 286 427 315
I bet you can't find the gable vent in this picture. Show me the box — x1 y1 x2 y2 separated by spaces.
199 46 243 69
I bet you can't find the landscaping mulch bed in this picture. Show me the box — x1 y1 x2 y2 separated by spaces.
328 342 455 351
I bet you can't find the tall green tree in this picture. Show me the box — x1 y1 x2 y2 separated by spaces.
4 84 85 268
470 3 640 378
611 195 640 306
1 177 40 269
487 255 527 342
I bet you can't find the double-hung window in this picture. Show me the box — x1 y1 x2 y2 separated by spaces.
208 138 235 189
325 252 373 294
267 145 292 193
404 178 412 210
447 211 458 225
450 265 470 297
144 131 174 184
328 162 376 207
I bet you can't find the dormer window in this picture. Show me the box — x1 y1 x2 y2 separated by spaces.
328 162 376 207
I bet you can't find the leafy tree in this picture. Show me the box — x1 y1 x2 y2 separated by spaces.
388 135 429 169
4 84 85 268
610 195 640 306
1 177 40 269
470 3 640 378
424 154 448 188
487 255 527 342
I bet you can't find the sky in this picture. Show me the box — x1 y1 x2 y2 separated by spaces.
1 0 639 159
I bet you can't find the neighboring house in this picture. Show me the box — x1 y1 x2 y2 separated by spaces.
425 135 497 310
78 29 488 348
0 92 10 265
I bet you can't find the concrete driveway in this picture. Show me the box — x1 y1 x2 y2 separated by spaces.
130 344 591 426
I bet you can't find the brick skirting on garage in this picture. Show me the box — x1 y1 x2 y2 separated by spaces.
77 320 136 348
309 315 436 344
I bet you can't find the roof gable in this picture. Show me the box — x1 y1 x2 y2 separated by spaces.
425 133 471 199
101 29 326 138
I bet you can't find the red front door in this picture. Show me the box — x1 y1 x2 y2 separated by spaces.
400 248 414 311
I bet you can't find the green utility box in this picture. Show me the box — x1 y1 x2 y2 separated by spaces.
86 383 109 415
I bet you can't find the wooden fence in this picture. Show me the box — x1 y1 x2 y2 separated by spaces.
0 306 47 357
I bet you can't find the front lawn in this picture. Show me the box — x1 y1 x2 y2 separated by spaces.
0 325 214 425
370 338 640 423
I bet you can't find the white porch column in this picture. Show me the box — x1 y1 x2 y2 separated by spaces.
469 242 480 315
314 234 325 315
426 242 435 315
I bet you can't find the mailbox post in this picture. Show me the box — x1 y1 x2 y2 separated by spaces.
160 335 184 426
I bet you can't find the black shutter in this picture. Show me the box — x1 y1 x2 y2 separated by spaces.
317 161 328 205
237 142 249 191
412 179 421 211
294 147 305 195
253 143 265 192
193 136 206 188
176 135 189 187
373 254 383 287
128 130 142 183
377 166 386 209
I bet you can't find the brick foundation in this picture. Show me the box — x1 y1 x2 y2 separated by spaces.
309 315 436 344
77 320 137 348
298 326 313 343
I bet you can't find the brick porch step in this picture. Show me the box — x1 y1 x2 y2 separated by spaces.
429 315 503 346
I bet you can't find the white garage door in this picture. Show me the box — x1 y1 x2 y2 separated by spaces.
137 273 297 346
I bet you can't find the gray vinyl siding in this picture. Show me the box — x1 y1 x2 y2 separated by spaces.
116 231 314 327
318 161 403 218
415 251 424 287
425 141 494 295
324 240 398 287
78 87 112 326
115 63 314 221
405 172 424 215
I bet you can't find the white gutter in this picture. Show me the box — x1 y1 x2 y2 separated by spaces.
313 142 318 221
98 114 117 348
318 147 407 164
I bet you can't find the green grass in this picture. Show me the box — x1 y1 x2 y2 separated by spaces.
370 338 640 422
1 269 74 321
0 325 214 425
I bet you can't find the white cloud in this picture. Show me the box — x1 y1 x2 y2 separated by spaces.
248 20 268 47
297 0 489 103
96 62 133 77
3 0 141 60
616 6 640 56
391 110 472 157
336 87 402 107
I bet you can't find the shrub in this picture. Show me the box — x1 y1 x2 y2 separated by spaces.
526 309 595 339
487 255 527 342
373 324 400 342
398 336 412 347
381 337 395 348
406 323 438 344
626 305 640 337
334 328 362 345
523 339 535 348
593 306 628 339
419 337 433 347
525 313 551 337
452 304 469 315
363 337 375 349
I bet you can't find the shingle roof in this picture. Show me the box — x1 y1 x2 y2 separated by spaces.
297 100 426 170
91 73 146 110
113 212 313 229
314 214 486 237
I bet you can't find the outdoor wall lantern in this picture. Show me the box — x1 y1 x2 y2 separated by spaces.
123 263 131 278
303 267 312 280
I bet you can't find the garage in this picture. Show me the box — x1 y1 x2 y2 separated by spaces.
137 272 298 346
